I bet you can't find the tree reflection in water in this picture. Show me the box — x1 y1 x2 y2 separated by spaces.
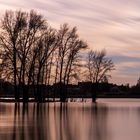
1 101 140 140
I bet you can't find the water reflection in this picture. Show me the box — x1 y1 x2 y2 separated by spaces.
0 100 140 140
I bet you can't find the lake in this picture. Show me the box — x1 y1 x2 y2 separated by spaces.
0 99 140 140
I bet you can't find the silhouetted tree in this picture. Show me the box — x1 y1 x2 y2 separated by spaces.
0 10 47 101
87 50 114 102
33 27 57 101
17 10 47 102
0 10 27 101
137 77 140 86
55 23 87 101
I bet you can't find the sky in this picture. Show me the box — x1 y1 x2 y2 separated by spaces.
0 0 140 85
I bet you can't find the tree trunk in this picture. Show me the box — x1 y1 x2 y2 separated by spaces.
13 46 19 101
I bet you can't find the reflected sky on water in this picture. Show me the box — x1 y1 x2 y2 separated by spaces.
0 99 140 140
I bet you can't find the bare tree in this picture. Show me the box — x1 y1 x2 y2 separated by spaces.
0 10 27 101
0 10 47 101
18 10 47 101
54 23 87 101
87 50 115 102
32 27 57 101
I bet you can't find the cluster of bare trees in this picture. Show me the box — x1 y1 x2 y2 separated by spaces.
0 10 88 102
0 10 114 102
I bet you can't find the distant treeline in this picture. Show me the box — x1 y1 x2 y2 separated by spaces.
1 80 140 99
0 10 114 102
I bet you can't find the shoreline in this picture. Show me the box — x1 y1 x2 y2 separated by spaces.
0 96 140 103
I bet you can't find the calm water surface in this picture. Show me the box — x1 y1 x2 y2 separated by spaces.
0 99 140 140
